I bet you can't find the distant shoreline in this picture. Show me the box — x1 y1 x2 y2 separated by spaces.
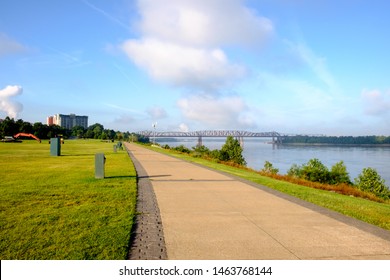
279 143 390 147
280 135 390 146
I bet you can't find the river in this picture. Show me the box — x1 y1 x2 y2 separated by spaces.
154 137 390 186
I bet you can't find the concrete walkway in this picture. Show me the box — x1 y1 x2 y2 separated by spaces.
125 143 390 260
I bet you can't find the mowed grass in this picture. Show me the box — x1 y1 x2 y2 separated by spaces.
148 145 390 230
0 140 137 259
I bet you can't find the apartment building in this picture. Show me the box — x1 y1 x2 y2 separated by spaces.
47 114 88 129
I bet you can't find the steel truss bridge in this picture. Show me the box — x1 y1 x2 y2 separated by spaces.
137 130 285 146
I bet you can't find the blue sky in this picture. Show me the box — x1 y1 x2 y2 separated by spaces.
1 0 389 135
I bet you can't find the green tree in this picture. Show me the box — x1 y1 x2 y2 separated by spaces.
354 168 390 200
219 136 246 165
330 161 351 184
173 145 191 154
115 131 124 141
0 117 19 137
300 158 330 183
100 131 108 140
261 161 279 174
287 163 302 178
71 125 85 138
32 122 49 139
192 145 210 157
87 123 104 139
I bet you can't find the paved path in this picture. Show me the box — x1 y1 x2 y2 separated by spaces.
125 143 390 260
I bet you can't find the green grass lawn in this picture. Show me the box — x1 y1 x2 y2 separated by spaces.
147 145 390 231
0 140 137 259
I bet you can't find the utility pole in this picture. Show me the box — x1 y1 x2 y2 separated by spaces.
152 122 157 145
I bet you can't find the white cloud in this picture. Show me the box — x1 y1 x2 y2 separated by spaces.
121 38 245 89
146 105 168 119
120 0 274 129
0 85 23 118
361 89 390 116
179 123 189 132
136 0 273 47
121 0 272 91
0 33 28 57
177 94 255 128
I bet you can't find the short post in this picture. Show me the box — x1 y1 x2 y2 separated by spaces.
113 145 117 153
50 138 61 156
95 153 105 179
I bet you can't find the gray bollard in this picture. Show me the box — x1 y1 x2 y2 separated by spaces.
50 138 61 156
95 153 106 179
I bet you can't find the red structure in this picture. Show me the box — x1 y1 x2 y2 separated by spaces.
13 133 41 143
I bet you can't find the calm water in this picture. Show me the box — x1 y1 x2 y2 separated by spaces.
155 137 390 186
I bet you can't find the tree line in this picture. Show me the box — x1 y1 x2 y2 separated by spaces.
160 135 246 166
282 135 390 145
0 117 140 141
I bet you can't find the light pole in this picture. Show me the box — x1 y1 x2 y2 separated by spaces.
152 122 157 145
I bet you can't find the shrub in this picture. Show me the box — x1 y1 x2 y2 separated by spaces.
300 158 330 183
287 163 302 178
260 161 279 174
192 145 210 154
354 168 390 200
219 136 246 166
173 145 191 154
287 159 352 185
330 161 351 184
192 145 210 157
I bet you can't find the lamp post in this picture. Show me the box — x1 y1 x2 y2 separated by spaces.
152 122 157 145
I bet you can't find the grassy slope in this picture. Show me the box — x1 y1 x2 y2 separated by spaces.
0 140 137 259
147 145 390 231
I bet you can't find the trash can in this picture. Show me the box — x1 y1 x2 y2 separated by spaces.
95 153 106 179
50 138 61 156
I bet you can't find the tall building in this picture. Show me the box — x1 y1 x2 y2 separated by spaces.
47 114 88 129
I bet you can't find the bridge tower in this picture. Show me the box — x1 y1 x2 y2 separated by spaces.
235 136 244 148
197 136 203 147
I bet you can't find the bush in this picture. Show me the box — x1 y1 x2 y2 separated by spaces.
287 163 302 178
354 168 390 200
287 159 351 185
300 158 330 183
192 145 210 157
173 145 191 154
330 161 351 184
260 161 279 174
219 136 246 166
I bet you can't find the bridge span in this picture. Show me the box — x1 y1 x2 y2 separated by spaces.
136 130 285 147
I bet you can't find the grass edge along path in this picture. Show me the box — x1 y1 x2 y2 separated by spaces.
0 140 137 260
144 144 390 231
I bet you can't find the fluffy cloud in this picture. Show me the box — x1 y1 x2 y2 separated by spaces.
120 0 273 128
361 89 390 116
136 0 273 47
121 0 272 90
122 38 245 89
177 94 255 128
0 85 23 118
